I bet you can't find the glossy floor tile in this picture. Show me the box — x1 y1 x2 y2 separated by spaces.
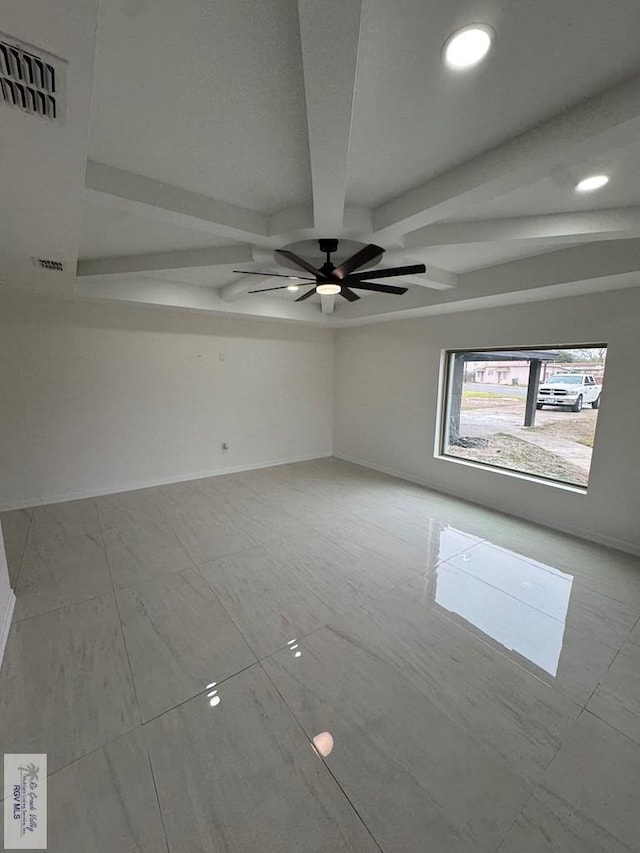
297 573 580 783
499 711 640 853
151 487 258 563
97 490 193 588
1 458 640 852
436 548 630 703
144 664 379 853
586 637 640 745
311 514 430 571
15 524 112 620
0 594 139 774
116 568 255 720
263 626 532 852
25 730 166 853
199 545 338 658
446 542 639 649
14 499 112 619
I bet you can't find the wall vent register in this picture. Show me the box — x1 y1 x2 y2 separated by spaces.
0 33 66 121
32 258 65 272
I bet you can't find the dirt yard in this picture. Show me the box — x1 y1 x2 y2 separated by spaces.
529 414 596 448
448 432 589 486
451 390 599 485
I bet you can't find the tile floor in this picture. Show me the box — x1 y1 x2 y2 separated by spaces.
1 458 639 852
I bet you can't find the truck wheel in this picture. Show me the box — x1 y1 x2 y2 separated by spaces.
536 403 543 410
591 395 600 409
572 395 583 412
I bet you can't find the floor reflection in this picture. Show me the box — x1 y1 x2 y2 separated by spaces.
433 541 573 676
206 681 221 707
288 638 302 658
311 731 334 758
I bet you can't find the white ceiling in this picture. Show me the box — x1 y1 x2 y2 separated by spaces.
347 0 640 207
3 0 640 325
88 0 311 212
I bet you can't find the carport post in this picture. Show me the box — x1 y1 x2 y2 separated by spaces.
448 353 465 443
524 359 542 427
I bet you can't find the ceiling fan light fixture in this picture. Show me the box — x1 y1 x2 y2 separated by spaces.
443 24 494 69
316 283 341 296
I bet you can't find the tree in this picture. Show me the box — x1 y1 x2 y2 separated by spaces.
562 347 607 363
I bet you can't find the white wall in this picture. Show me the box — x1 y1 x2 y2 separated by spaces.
3 286 640 555
334 287 640 555
0 295 333 508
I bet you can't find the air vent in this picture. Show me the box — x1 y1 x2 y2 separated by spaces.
32 258 65 272
0 32 66 122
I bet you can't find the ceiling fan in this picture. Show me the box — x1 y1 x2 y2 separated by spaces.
233 239 426 302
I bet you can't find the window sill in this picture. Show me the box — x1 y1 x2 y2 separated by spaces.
434 452 588 495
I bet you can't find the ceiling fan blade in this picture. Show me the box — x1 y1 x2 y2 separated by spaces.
275 249 329 280
349 281 408 295
233 270 315 280
333 243 384 280
295 286 318 302
340 287 361 302
248 285 291 293
349 263 426 280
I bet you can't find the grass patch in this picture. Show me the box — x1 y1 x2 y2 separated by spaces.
447 432 588 487
462 390 512 399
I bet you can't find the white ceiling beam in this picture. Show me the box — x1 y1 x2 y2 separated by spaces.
399 271 457 291
269 206 315 238
297 0 362 233
404 208 640 248
380 250 458 290
76 279 325 324
77 245 253 277
459 238 640 294
330 239 640 324
220 276 281 302
374 73 640 240
85 161 270 243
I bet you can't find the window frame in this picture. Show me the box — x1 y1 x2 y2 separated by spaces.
436 342 607 491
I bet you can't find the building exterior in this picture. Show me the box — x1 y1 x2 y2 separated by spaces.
466 360 606 385
466 360 531 385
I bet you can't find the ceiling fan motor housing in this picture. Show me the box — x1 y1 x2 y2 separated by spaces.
318 238 339 255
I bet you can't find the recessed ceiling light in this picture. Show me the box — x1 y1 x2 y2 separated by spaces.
575 175 609 192
287 284 300 292
316 283 341 296
443 24 494 69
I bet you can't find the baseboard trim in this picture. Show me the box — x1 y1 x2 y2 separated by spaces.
0 589 16 669
333 452 640 557
0 451 332 512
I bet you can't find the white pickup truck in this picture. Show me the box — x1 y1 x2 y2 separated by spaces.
537 374 601 412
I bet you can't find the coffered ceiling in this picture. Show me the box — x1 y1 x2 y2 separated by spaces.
3 0 640 325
